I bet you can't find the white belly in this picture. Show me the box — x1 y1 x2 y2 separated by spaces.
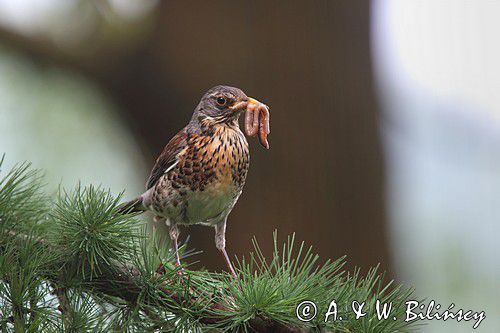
183 182 239 225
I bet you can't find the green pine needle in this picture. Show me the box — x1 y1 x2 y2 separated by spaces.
0 157 48 233
49 184 140 279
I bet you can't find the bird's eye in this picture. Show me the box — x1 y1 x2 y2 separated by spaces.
216 96 227 106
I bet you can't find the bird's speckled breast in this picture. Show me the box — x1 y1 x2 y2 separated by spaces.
156 123 249 225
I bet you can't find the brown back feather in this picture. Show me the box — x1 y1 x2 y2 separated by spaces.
146 127 188 189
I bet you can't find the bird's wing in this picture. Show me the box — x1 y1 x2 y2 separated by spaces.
146 127 188 190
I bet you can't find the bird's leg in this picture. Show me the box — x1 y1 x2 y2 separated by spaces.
169 224 182 268
215 221 237 278
153 216 166 275
153 215 164 232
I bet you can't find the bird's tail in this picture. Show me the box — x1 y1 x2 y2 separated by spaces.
118 196 146 214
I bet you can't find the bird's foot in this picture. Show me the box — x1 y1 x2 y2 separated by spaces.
174 260 184 277
156 262 166 275
154 261 183 278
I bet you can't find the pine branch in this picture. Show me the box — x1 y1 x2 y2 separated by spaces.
0 157 417 332
90 259 304 332
3 229 303 332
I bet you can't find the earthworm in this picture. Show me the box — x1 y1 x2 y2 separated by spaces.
245 105 258 136
244 102 270 149
258 104 270 149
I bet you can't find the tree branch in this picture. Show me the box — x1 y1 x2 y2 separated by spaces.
50 283 71 327
3 230 305 333
96 260 304 332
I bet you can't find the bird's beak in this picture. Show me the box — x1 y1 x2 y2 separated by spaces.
246 97 260 109
230 97 262 112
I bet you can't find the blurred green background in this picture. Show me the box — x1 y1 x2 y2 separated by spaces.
0 1 498 332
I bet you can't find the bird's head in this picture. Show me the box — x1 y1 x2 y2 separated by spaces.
193 85 259 124
191 85 270 148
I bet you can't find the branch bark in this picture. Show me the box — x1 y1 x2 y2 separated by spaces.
51 283 71 328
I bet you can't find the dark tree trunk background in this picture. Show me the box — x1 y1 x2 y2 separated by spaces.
0 1 390 274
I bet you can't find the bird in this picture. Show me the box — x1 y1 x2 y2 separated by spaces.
121 85 270 278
